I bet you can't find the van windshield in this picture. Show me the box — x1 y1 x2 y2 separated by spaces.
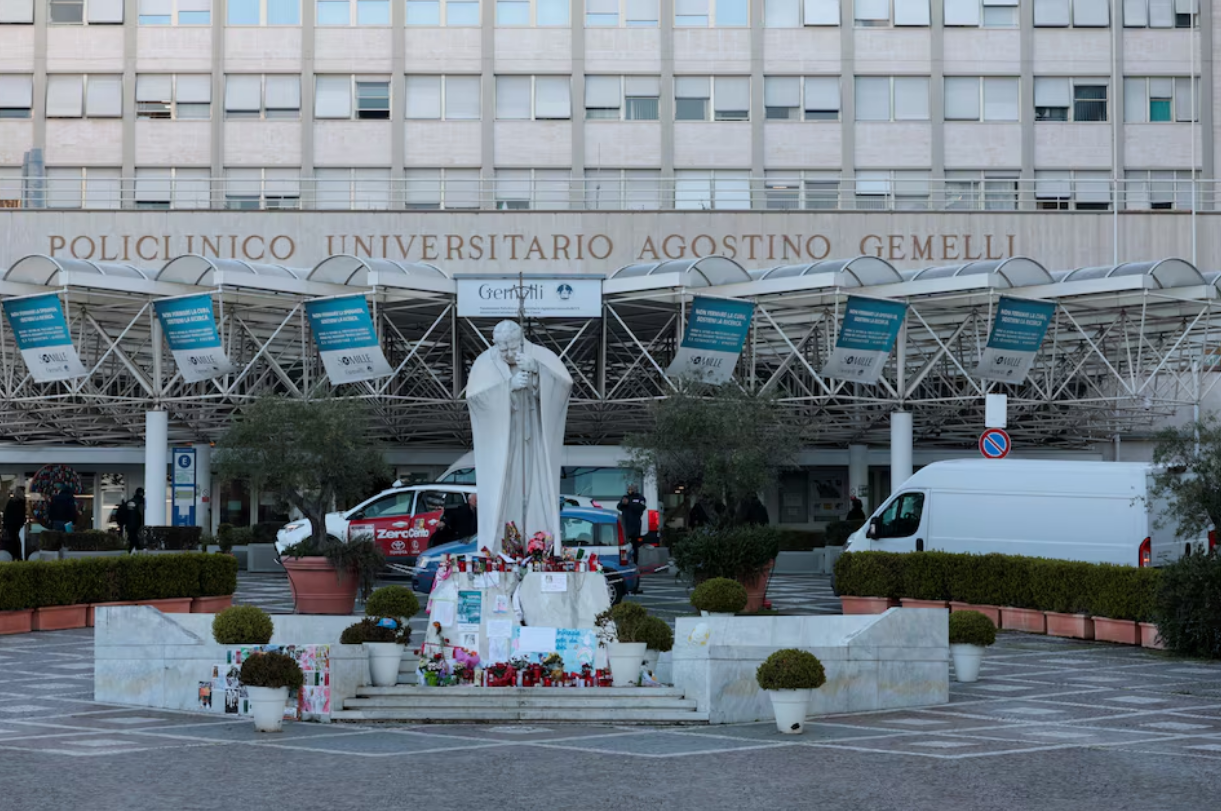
876 492 924 538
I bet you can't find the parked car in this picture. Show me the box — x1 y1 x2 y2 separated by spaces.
412 506 639 604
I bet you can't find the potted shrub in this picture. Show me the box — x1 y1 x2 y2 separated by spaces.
0 563 37 635
131 554 200 613
215 397 389 614
1150 552 1221 656
690 577 747 617
1033 559 1097 640
341 617 408 687
32 560 89 631
239 651 304 733
193 554 239 613
597 602 650 687
947 553 1005 626
833 552 902 614
948 609 997 683
637 615 673 675
899 551 952 609
1089 564 1150 645
996 555 1045 633
673 525 781 612
212 604 275 645
755 648 826 734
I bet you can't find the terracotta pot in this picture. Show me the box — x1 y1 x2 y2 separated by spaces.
1045 612 1094 640
0 609 33 635
1139 622 1166 650
738 562 774 613
32 604 88 631
1093 617 1139 646
950 602 1001 627
901 598 949 610
191 595 235 614
137 598 194 614
282 556 359 615
86 601 137 627
840 596 898 614
1000 606 1046 634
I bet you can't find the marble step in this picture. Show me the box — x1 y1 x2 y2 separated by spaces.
360 686 687 699
331 707 709 723
345 695 699 710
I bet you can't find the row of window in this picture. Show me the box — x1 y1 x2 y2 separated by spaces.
0 0 1200 28
3 73 1199 124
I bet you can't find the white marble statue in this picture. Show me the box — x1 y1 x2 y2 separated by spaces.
467 320 572 555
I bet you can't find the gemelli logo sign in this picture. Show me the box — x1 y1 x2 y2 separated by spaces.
456 276 602 319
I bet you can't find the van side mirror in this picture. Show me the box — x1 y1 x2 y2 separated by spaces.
866 517 880 539
350 511 364 521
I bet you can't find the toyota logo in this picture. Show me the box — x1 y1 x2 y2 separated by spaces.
390 540 406 551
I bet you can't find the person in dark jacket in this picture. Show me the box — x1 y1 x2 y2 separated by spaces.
618 484 648 560
430 494 477 549
47 484 78 532
737 495 770 526
122 488 146 550
846 497 866 521
3 486 26 561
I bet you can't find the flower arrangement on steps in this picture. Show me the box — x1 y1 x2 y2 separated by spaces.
596 602 652 687
240 651 305 733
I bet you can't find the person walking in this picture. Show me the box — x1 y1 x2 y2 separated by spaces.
47 484 78 533
617 484 647 562
3 486 27 561
122 488 146 551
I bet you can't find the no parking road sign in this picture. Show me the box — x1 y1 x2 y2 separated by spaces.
979 428 1011 459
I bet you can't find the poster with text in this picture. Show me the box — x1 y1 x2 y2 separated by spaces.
155 293 234 382
821 296 908 384
974 297 1057 384
1 292 88 382
305 295 393 384
666 296 755 385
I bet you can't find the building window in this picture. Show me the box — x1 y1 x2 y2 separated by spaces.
403 168 481 209
1124 169 1196 210
494 169 572 210
675 170 750 210
134 168 211 209
855 76 929 121
315 168 393 209
227 0 301 23
1123 77 1197 123
764 0 838 26
1033 0 1110 26
46 0 126 22
1035 170 1111 210
49 0 84 22
316 0 390 24
45 167 122 209
586 0 659 26
0 75 34 119
944 0 1019 28
315 75 390 120
945 171 1020 210
46 74 124 118
138 0 211 24
854 170 930 210
584 169 663 209
854 0 930 27
405 75 481 120
763 171 841 210
674 76 749 121
495 0 566 25
225 75 301 119
1122 0 1195 28
585 75 660 121
136 75 212 119
495 75 572 120
674 0 748 27
224 168 300 210
1035 77 1107 122
763 76 840 121
944 77 1019 122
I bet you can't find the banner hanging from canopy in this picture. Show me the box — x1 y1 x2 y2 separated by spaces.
305 294 393 384
974 296 1057 384
155 293 234 383
1 292 88 383
821 296 908 385
666 296 755 385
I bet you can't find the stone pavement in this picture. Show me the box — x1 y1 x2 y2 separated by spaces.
3 577 1221 810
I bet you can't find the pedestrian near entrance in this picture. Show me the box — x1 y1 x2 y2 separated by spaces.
3 486 26 561
118 488 145 550
47 484 78 532
618 484 647 561
431 494 477 548
847 497 866 521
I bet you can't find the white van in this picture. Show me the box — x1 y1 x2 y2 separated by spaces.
844 460 1213 567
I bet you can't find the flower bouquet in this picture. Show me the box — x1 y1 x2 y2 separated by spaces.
503 523 524 559
526 532 553 570
487 662 516 687
421 653 449 686
542 652 565 682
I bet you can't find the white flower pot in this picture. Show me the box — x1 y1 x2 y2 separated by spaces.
643 649 660 674
950 643 985 683
767 689 811 734
607 641 648 687
247 685 289 733
700 611 735 618
365 642 404 687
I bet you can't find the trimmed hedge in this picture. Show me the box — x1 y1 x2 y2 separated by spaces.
1152 553 1221 658
138 526 203 551
0 553 237 610
37 530 127 553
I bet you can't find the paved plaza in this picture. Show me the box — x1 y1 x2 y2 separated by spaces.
3 574 1221 810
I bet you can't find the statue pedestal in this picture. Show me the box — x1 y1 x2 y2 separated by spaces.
516 571 611 630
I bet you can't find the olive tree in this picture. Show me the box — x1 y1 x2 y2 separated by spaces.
1149 415 1221 541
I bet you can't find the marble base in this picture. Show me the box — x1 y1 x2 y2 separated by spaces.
516 571 611 630
93 606 366 720
672 608 948 725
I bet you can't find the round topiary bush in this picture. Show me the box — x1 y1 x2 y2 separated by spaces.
597 601 650 643
365 585 420 621
690 578 748 614
239 651 304 690
948 610 997 647
637 615 674 652
340 617 398 645
212 605 274 645
756 648 827 691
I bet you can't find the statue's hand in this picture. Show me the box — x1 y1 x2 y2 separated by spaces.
515 352 537 373
511 371 531 391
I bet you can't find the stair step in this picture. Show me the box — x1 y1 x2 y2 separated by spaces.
344 696 699 710
331 707 709 723
358 686 687 699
